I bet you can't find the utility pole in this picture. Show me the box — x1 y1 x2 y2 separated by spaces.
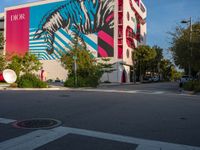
181 17 192 77
73 55 78 87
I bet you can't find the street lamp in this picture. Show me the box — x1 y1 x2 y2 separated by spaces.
73 55 78 87
181 17 192 77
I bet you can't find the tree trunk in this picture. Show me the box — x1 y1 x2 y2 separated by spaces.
107 72 110 82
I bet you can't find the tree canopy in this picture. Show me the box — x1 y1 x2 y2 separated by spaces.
7 53 42 78
132 45 179 81
0 54 6 72
61 33 102 87
133 45 157 81
169 22 200 75
0 32 3 50
134 45 157 62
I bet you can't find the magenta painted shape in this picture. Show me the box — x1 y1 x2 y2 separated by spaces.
118 47 123 59
6 7 30 56
98 30 114 48
98 46 108 57
106 12 114 23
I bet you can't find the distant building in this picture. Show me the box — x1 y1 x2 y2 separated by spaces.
0 13 3 32
2 0 147 82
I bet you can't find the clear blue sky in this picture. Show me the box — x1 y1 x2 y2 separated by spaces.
1 0 200 59
143 0 200 59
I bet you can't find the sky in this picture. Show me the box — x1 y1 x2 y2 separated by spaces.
143 0 200 59
1 0 200 59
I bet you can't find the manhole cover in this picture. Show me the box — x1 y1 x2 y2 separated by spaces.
13 118 62 129
180 117 187 120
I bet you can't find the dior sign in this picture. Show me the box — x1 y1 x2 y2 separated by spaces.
11 13 25 21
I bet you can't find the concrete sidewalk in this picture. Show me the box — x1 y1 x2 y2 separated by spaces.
0 83 62 91
98 82 141 87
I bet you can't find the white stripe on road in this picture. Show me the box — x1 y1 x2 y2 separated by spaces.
68 88 198 97
136 145 160 150
0 118 16 124
0 117 200 150
152 91 165 94
0 126 70 150
63 126 200 150
73 89 167 95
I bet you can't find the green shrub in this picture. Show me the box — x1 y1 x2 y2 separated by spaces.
17 73 47 88
183 80 200 92
64 68 102 88
77 76 98 87
64 76 75 87
194 83 200 93
64 75 99 88
0 54 6 72
7 53 42 79
183 81 194 91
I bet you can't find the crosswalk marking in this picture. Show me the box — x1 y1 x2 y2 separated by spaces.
68 88 171 95
65 88 198 97
61 126 200 150
0 127 70 150
136 145 160 150
1 117 200 150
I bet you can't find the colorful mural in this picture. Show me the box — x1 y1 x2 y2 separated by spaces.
6 0 114 60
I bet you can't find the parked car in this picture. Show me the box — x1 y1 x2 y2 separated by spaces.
149 76 160 82
179 75 192 87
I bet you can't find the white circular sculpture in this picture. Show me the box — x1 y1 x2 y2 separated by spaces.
3 69 17 84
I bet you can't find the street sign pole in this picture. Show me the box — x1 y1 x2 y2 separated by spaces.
73 56 78 87
74 59 77 87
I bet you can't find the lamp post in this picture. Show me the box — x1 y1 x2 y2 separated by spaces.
73 55 78 87
181 17 192 77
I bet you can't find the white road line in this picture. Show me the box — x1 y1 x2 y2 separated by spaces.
0 118 16 124
136 145 160 150
63 126 200 150
0 126 70 150
69 88 198 97
152 91 165 94
0 125 199 150
0 118 200 150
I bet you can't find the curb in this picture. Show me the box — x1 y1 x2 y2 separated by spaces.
99 83 141 87
180 90 195 95
0 87 62 91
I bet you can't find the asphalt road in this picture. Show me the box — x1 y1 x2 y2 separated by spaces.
0 82 200 150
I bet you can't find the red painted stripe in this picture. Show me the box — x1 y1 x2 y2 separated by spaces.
106 12 114 23
98 31 114 48
0 73 4 82
98 46 108 57
118 47 123 59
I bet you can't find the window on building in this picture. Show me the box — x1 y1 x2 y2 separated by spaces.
126 49 130 58
127 12 130 21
